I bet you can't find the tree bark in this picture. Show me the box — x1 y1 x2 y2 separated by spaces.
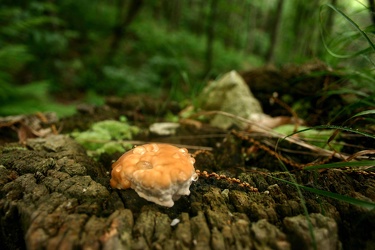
1 133 373 249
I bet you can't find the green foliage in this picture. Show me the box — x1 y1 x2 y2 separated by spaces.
71 119 140 158
0 45 33 72
273 125 343 151
58 0 115 34
0 0 374 116
0 9 75 117
0 81 75 116
319 2 375 98
85 15 264 98
320 4 375 60
0 1 76 117
83 90 105 106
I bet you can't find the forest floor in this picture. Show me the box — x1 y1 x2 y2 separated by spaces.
0 62 374 250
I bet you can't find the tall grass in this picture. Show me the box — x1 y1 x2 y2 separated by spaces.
268 4 375 248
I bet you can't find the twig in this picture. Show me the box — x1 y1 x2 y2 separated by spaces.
191 110 350 161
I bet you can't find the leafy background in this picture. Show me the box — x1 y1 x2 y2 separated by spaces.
0 0 374 116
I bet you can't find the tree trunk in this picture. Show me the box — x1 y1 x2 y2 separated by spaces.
105 0 144 64
266 0 285 64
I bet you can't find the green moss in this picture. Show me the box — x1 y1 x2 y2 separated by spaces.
71 119 140 158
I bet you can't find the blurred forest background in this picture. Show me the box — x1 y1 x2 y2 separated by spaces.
0 0 374 117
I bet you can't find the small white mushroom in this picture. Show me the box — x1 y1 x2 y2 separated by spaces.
170 218 180 226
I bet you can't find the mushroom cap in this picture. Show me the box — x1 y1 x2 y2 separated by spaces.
110 143 198 207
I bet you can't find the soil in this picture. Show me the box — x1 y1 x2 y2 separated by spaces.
1 63 374 250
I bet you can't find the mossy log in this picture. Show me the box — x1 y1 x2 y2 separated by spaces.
1 135 374 249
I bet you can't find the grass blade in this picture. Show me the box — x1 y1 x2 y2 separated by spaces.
320 4 375 58
271 176 375 210
304 160 375 170
350 110 375 119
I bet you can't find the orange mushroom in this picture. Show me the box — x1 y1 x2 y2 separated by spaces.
110 143 198 207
